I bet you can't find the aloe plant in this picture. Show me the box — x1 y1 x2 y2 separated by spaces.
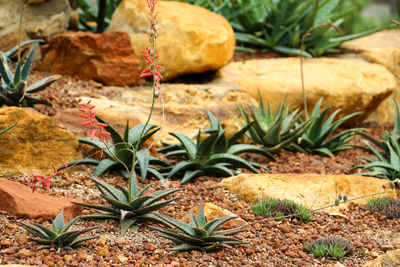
62 117 168 181
163 124 261 184
152 203 247 252
237 93 311 154
287 98 363 157
0 45 62 107
75 172 181 235
160 111 273 163
19 209 98 250
352 99 400 180
180 0 380 56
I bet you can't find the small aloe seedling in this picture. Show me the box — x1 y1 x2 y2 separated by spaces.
18 209 98 250
287 98 364 157
75 172 181 235
365 197 400 219
251 198 313 223
305 236 354 260
0 45 62 107
237 92 310 154
152 203 247 252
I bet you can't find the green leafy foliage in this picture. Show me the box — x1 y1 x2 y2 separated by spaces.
237 93 310 154
160 110 273 163
0 45 62 107
251 198 313 223
178 0 380 56
305 236 354 260
18 209 98 250
162 117 261 184
0 123 17 135
353 100 400 180
152 203 247 252
287 98 363 157
75 0 121 32
75 172 181 235
365 197 400 219
62 118 168 181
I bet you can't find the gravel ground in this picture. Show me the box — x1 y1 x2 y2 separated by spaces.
1 62 399 266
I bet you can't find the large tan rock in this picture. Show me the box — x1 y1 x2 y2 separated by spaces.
219 173 396 212
108 0 235 81
37 31 141 86
0 0 70 51
214 58 396 124
362 249 400 267
53 84 249 144
0 107 81 176
341 30 400 123
0 178 82 221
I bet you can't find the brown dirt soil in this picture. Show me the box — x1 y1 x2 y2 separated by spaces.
1 55 399 267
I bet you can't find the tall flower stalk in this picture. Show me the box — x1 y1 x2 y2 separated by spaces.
128 0 164 199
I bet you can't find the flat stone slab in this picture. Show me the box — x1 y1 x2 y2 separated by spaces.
53 83 249 144
219 173 396 213
0 178 82 221
214 57 396 124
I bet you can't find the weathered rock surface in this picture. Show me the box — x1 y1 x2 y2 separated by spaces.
108 0 235 81
214 58 396 124
0 0 70 51
219 173 396 212
341 30 400 123
36 31 141 86
0 178 82 221
185 203 247 228
0 107 81 176
53 84 249 144
362 249 400 267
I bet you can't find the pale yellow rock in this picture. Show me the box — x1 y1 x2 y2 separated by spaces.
108 0 235 80
214 58 396 124
188 202 247 228
362 249 400 267
0 107 82 176
53 84 249 145
219 173 396 213
341 30 400 123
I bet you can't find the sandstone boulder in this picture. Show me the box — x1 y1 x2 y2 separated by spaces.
214 58 396 124
0 107 81 176
0 178 82 221
0 0 70 51
362 249 400 267
108 0 235 81
341 30 400 123
219 173 396 213
53 84 249 144
36 31 141 86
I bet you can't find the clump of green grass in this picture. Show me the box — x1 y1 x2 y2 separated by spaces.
251 198 313 223
365 197 400 219
305 236 354 260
